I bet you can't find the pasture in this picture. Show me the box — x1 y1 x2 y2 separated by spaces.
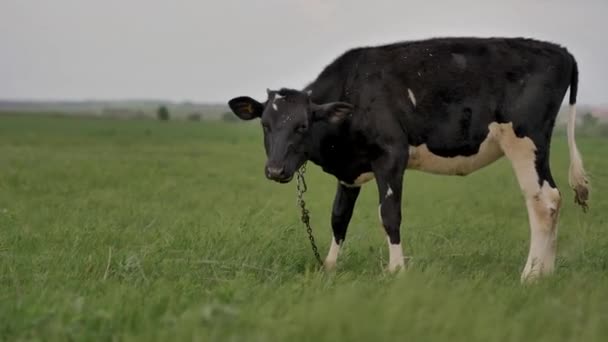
0 115 606 341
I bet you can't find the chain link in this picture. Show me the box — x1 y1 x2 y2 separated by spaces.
296 162 323 267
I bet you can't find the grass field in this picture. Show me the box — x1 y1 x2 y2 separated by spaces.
0 115 606 341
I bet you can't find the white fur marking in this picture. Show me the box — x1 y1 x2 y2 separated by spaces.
407 122 505 176
521 181 560 281
324 237 340 270
497 123 539 196
271 93 284 111
492 123 561 282
387 237 405 272
407 88 416 107
386 186 393 198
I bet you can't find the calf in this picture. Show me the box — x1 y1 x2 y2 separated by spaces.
228 37 589 281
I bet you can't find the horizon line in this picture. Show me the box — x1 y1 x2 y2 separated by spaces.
0 98 229 105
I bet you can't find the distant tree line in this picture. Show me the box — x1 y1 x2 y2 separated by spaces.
221 111 238 122
157 106 170 121
83 105 608 136
578 112 608 137
554 112 608 138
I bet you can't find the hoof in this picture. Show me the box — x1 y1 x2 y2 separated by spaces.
324 260 337 271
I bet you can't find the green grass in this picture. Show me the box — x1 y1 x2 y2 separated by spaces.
0 115 607 341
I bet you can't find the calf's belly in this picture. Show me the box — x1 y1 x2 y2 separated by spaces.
407 125 505 176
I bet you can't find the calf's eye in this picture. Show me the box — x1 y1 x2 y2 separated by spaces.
296 124 307 133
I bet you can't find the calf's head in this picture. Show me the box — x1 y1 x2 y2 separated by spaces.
228 88 352 183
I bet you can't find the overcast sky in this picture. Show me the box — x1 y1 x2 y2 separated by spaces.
1 0 606 104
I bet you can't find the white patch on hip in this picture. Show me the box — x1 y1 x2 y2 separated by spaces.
340 172 374 187
407 123 505 176
387 237 405 272
496 122 540 196
407 88 416 107
324 237 341 271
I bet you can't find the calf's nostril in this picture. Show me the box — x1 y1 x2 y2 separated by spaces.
266 166 285 178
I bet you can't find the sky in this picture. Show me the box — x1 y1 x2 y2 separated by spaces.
1 0 606 104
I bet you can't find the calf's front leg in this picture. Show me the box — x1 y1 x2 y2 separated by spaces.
325 183 360 270
373 151 407 272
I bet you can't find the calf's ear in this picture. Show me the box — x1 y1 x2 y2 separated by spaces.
312 102 353 124
228 96 265 120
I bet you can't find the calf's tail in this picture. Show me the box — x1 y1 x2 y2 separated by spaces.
566 57 589 211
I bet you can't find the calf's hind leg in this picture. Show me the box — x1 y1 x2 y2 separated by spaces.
494 123 562 282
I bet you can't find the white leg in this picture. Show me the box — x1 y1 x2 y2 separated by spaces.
379 203 405 273
521 182 561 281
387 237 405 272
324 237 340 271
493 123 562 282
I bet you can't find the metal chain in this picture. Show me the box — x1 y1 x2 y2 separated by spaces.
296 162 323 267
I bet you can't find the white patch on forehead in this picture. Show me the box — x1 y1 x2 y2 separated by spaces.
271 93 284 111
407 88 416 107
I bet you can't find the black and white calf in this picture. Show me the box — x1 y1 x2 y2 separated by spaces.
228 37 589 281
